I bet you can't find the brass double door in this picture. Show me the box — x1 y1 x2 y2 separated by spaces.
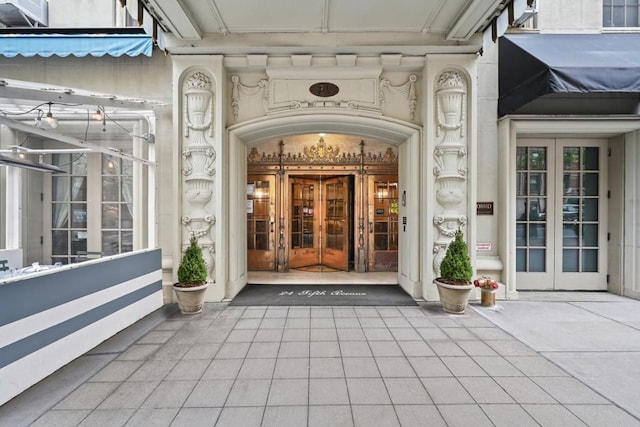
288 176 351 271
247 173 398 272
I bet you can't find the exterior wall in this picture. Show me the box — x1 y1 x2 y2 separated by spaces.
48 0 118 27
0 249 163 405
624 130 640 299
537 0 602 33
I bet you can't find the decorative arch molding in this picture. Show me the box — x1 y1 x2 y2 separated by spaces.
226 112 422 299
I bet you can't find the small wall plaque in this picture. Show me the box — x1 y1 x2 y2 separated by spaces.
309 82 339 97
477 202 494 215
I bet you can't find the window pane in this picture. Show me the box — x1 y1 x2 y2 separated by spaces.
528 148 546 170
529 173 546 196
102 203 119 228
582 224 599 247
121 231 133 253
51 230 68 255
583 199 598 221
121 204 133 228
528 224 545 246
583 250 598 272
52 176 69 201
71 177 87 201
563 224 580 247
563 148 580 170
102 176 119 201
516 147 528 170
583 147 599 170
563 173 580 196
516 249 526 271
516 223 527 246
70 231 87 254
71 203 87 228
102 231 119 255
529 249 545 272
52 203 69 228
583 173 599 196
563 249 579 272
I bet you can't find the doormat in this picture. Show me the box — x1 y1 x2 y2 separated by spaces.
229 284 417 306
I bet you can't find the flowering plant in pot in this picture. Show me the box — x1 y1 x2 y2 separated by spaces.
474 276 499 307
434 229 474 314
173 236 209 314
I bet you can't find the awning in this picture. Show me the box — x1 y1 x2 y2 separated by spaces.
0 34 152 58
499 34 640 117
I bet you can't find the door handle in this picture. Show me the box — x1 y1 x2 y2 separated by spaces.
270 221 275 232
369 222 373 233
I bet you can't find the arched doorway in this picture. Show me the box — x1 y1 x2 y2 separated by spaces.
246 134 399 274
227 113 422 299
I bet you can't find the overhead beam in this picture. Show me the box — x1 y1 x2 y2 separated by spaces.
0 116 156 166
0 78 164 110
143 0 202 40
447 0 505 41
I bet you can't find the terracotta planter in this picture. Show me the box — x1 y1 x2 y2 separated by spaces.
172 283 209 314
480 288 497 307
434 279 474 314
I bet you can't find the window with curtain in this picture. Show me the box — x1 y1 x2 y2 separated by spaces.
51 154 88 265
101 154 133 255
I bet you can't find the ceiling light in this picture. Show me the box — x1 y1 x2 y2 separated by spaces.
92 108 104 121
45 103 58 128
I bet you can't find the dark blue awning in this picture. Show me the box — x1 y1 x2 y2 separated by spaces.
0 34 153 58
499 34 640 116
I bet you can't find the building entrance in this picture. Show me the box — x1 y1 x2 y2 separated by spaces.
246 134 399 274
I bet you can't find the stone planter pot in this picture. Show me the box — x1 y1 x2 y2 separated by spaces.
173 283 209 314
434 279 474 314
480 288 497 307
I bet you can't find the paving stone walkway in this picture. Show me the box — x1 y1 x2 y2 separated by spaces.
2 300 640 426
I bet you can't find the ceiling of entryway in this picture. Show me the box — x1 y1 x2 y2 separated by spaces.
143 0 512 54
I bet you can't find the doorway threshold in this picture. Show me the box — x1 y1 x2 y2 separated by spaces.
248 270 397 285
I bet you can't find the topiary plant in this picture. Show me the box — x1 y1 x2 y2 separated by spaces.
176 236 208 288
438 229 473 286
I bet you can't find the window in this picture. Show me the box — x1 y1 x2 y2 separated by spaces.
603 0 639 27
51 154 88 265
49 153 135 263
101 155 134 256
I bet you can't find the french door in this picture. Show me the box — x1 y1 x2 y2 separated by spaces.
289 175 350 270
516 139 607 290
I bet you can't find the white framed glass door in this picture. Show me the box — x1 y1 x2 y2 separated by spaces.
516 139 608 290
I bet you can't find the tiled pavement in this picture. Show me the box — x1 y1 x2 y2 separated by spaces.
3 300 640 427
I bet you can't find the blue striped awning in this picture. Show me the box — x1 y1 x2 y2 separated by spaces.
0 34 153 58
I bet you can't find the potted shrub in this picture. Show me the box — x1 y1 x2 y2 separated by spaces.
434 229 474 314
173 236 209 314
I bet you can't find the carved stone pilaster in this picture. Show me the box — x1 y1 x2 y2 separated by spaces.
181 71 216 280
432 71 468 275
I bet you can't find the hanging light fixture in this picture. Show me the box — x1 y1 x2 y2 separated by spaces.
92 107 104 121
45 102 58 128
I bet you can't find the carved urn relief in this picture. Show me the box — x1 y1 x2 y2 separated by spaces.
181 71 216 279
433 71 468 275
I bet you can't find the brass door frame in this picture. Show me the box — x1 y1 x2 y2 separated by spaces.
285 173 356 271
247 174 277 271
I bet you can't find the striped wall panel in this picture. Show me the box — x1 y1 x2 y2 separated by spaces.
0 249 163 405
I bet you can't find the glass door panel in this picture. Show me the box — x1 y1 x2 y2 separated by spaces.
515 145 552 283
322 176 349 270
289 177 320 269
247 175 276 270
368 175 399 272
516 139 607 290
